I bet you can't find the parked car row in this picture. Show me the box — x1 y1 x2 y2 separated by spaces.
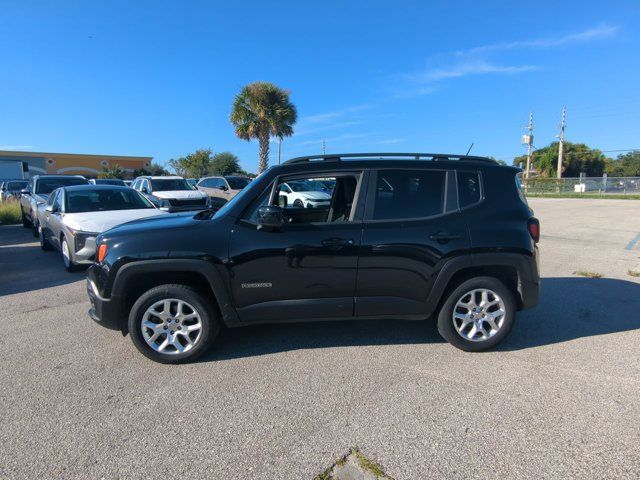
0 179 28 202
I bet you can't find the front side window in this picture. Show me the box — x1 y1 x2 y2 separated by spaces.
372 169 445 220
243 173 360 225
54 191 63 211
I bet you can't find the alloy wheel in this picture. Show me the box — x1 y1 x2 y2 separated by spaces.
141 299 203 355
62 239 71 268
452 288 506 342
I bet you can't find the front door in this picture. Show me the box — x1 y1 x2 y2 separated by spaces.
228 171 366 324
355 168 471 317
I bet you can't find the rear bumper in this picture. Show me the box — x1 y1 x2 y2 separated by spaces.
87 277 122 331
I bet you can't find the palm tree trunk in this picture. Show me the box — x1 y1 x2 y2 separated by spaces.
258 132 270 173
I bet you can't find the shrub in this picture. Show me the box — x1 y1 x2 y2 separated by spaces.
0 200 22 225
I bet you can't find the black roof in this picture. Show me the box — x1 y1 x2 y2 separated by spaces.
284 152 498 166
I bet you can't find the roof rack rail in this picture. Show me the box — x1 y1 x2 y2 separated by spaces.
283 152 498 165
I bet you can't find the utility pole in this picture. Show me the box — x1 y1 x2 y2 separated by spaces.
556 107 566 179
523 112 534 180
322 139 326 155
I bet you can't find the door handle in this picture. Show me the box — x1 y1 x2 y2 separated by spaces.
429 231 461 242
321 237 354 248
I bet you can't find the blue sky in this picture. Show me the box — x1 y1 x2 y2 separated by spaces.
1 1 639 172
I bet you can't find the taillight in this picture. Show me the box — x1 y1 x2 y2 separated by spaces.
528 218 540 243
97 244 108 262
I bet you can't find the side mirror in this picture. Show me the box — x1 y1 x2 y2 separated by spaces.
218 185 228 191
277 195 288 208
258 205 286 229
141 187 148 194
45 204 56 213
20 188 29 195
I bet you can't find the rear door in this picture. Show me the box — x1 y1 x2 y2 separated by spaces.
355 168 470 317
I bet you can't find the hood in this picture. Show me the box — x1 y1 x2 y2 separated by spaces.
152 190 206 200
298 191 331 200
63 208 168 233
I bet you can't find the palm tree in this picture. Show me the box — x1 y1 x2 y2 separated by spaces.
230 82 297 173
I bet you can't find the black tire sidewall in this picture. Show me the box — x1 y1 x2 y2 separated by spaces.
437 276 516 352
61 238 77 272
128 285 219 364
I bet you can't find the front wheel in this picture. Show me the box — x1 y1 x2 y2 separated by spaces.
128 284 220 364
437 276 517 352
21 209 31 228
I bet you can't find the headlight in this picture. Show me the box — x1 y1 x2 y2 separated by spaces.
74 231 98 252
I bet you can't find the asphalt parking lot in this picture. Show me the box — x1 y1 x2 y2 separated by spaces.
1 197 639 479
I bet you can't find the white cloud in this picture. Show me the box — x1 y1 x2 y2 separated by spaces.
411 61 541 83
295 121 366 137
293 133 371 147
456 24 619 56
300 104 370 124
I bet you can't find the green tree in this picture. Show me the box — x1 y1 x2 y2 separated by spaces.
133 163 169 177
98 164 126 179
210 152 246 176
168 149 214 178
513 142 608 177
606 151 640 177
230 81 297 173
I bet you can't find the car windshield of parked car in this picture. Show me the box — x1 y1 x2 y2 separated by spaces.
287 181 313 192
36 177 88 195
7 181 28 191
65 188 154 213
150 178 193 191
226 177 250 190
94 179 126 186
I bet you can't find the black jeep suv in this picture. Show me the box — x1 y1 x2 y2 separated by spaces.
87 153 540 363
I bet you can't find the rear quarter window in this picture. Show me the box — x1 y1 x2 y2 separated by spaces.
457 171 481 207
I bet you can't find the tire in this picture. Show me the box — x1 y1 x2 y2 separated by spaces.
32 219 39 237
21 208 31 228
61 237 79 272
293 199 304 208
38 224 52 251
128 284 220 364
437 276 516 352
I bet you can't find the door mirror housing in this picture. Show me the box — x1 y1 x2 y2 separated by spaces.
141 187 148 194
217 185 228 191
257 205 286 229
20 188 29 195
45 204 56 213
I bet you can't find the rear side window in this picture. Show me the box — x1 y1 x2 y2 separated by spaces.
457 171 481 207
373 169 445 220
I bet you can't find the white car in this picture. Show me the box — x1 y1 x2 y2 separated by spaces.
278 180 331 208
131 176 209 212
37 185 168 271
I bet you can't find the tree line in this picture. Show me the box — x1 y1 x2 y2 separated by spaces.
513 142 640 177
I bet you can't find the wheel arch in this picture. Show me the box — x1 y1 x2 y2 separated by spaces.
111 259 239 332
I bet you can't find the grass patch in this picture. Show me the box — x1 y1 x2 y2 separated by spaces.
0 200 21 225
628 270 640 278
315 447 394 480
573 270 603 279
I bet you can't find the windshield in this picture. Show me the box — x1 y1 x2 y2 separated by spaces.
226 177 250 190
94 179 126 186
7 181 28 191
288 181 313 192
150 178 193 191
36 177 88 195
65 188 154 213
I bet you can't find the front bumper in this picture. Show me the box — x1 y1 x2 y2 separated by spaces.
87 277 123 331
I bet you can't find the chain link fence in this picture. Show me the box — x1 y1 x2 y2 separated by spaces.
520 175 640 197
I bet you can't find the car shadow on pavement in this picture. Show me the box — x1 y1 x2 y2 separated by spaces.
0 225 86 296
201 276 640 362
502 276 640 350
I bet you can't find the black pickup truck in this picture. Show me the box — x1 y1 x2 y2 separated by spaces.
87 153 540 363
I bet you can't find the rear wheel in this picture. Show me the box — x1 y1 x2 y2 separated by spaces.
128 284 220 364
437 276 516 352
61 237 78 272
293 199 304 208
21 209 31 228
38 224 52 251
